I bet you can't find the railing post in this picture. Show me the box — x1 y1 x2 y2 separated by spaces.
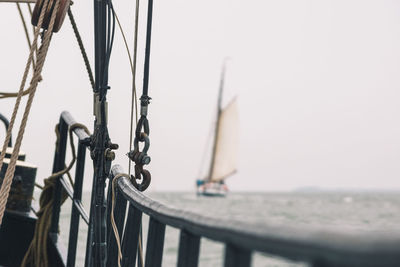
0 113 12 147
177 230 200 267
84 172 96 267
106 184 127 267
224 244 251 267
121 205 142 267
311 258 330 267
50 117 68 238
145 218 166 267
66 142 87 267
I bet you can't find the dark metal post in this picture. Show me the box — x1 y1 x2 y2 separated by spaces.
67 142 87 267
84 172 96 267
145 218 165 267
106 186 127 267
142 0 154 97
0 113 12 147
177 230 200 267
90 0 117 265
224 244 251 267
121 205 142 267
49 118 68 237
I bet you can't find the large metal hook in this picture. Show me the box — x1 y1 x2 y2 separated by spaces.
131 164 151 192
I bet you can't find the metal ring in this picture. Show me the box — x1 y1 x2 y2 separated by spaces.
135 116 149 140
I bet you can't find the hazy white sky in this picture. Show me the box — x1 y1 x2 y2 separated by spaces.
1 0 400 191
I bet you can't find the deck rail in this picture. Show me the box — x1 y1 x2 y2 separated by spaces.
110 164 400 267
49 111 92 267
49 111 400 267
0 112 12 147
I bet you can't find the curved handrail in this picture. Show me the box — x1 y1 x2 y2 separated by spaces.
112 164 400 266
60 111 90 141
0 113 12 147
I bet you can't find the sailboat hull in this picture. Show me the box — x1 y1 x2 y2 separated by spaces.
197 182 228 197
198 190 226 197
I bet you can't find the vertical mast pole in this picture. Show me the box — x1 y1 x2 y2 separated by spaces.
90 0 114 266
207 61 226 181
143 0 153 97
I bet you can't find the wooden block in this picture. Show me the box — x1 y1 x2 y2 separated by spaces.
5 147 26 161
0 158 37 213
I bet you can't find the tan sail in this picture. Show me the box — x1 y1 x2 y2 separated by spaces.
210 97 238 182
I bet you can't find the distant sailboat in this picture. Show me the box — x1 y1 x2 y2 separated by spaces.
196 62 238 197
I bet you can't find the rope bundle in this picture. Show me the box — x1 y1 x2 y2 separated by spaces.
21 123 90 267
0 0 62 226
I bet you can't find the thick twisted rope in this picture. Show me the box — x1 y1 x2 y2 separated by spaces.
67 8 95 90
0 3 41 99
16 3 37 73
0 0 61 225
0 0 46 167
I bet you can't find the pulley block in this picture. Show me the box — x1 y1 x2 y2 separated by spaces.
31 0 71 33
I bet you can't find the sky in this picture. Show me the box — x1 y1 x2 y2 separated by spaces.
1 0 400 191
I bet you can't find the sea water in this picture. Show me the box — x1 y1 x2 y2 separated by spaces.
59 192 400 266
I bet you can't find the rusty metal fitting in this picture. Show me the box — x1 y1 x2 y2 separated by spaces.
104 148 115 161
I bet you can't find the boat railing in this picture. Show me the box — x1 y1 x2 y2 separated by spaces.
49 111 91 266
50 111 400 267
111 164 400 267
0 112 12 147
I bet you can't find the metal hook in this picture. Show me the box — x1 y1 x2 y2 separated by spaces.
130 165 151 192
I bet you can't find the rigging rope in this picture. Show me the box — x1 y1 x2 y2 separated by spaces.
16 3 38 73
107 1 143 265
107 6 140 176
127 0 140 176
110 173 130 267
67 7 95 90
127 0 154 192
0 3 40 99
0 0 61 225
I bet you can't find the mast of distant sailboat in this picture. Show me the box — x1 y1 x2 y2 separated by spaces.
206 61 238 184
207 63 226 182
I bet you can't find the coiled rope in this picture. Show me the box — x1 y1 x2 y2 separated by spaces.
21 123 90 267
0 0 61 225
